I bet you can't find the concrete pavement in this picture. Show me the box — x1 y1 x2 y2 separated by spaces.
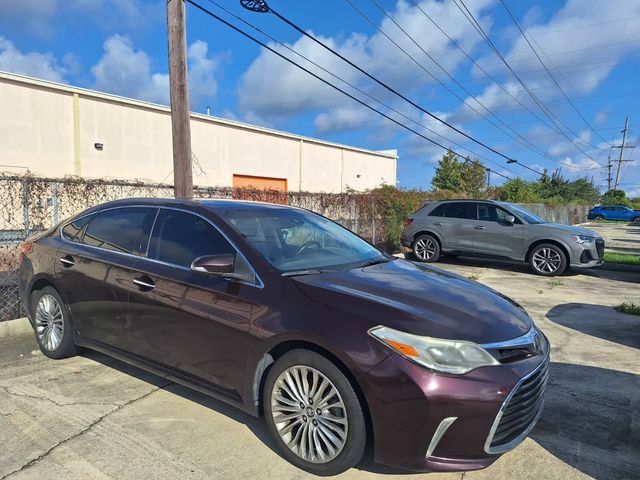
0 259 639 479
580 222 640 256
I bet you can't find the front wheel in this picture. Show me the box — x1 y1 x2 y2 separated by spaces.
529 243 567 276
263 350 367 476
30 286 77 359
632 216 640 223
594 215 605 221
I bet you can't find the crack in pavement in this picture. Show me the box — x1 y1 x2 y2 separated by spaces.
0 381 173 480
0 385 117 409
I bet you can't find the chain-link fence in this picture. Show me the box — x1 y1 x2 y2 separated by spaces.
0 175 384 321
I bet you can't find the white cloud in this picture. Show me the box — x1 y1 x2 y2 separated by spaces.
0 37 67 82
91 35 222 108
237 0 494 127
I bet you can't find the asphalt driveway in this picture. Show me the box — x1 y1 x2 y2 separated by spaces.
0 260 638 480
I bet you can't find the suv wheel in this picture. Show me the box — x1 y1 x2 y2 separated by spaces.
632 216 640 223
31 286 77 359
412 234 440 263
594 215 605 220
529 243 567 276
263 350 366 476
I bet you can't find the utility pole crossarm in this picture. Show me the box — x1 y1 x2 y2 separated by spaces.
167 0 194 199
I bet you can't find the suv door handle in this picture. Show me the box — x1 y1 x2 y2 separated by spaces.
475 226 486 230
133 276 155 291
59 255 75 267
433 222 444 226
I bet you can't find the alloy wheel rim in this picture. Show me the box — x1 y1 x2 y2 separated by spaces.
415 238 436 260
271 365 348 464
532 248 561 273
35 294 64 351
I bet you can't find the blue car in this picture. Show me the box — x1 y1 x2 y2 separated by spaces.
588 205 640 222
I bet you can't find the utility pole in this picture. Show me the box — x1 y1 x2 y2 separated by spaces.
167 0 193 198
612 116 633 190
486 168 491 190
606 152 613 191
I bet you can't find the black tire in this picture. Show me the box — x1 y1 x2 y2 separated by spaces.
30 286 77 359
412 234 441 263
263 349 367 476
632 216 640 223
528 243 567 276
594 215 605 221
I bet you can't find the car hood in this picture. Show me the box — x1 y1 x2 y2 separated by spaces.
534 222 600 237
293 259 532 344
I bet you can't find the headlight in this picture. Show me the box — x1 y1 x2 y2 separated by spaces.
369 326 500 374
570 234 594 244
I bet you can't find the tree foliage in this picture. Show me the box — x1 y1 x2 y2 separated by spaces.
431 150 486 195
601 189 634 208
498 169 600 204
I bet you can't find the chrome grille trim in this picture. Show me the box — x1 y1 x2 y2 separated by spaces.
484 352 549 454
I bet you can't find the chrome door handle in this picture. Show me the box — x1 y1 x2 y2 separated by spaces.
433 222 444 226
133 277 155 290
59 256 75 267
475 226 486 230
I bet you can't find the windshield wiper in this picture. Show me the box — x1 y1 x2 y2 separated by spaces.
282 269 333 277
358 257 394 268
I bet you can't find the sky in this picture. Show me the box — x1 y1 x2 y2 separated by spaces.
0 0 639 195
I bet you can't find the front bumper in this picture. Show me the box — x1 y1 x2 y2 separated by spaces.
361 334 550 472
569 238 605 268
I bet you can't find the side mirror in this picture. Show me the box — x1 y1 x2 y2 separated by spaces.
504 214 516 224
190 254 255 283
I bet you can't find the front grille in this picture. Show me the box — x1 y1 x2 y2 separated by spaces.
596 239 605 259
486 357 549 452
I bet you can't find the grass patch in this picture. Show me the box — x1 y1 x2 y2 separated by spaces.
467 272 482 281
604 252 640 266
547 280 564 288
591 219 632 224
614 301 640 316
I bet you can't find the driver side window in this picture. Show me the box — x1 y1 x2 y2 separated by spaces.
148 209 234 268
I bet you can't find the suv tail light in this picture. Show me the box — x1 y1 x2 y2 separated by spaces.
20 241 33 261
403 218 413 226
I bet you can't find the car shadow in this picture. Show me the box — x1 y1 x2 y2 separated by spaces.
532 362 640 480
546 303 640 349
80 349 407 475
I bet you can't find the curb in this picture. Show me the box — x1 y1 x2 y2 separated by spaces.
598 263 640 273
0 317 32 340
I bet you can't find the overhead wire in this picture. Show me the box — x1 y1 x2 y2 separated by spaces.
186 0 514 180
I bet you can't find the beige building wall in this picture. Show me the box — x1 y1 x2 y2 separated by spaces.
0 72 397 192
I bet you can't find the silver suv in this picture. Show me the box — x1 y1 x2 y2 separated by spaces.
401 200 604 276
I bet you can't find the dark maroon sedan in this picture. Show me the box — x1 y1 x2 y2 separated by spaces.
19 198 549 476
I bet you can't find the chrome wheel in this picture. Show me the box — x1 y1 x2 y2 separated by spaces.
414 237 437 261
35 294 64 351
271 365 348 464
532 248 561 273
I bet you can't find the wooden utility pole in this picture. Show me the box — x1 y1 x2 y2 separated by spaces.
612 116 633 190
167 0 193 198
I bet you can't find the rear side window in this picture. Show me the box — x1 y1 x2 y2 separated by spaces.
428 204 447 217
444 202 477 219
148 210 234 268
61 214 94 242
83 207 155 255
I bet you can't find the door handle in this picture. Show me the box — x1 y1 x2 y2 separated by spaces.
59 255 75 267
475 226 486 230
133 276 155 291
433 222 445 226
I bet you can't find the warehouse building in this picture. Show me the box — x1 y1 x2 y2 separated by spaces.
0 72 397 192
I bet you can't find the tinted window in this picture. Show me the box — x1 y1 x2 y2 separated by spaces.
61 214 94 242
428 204 447 217
148 210 234 268
83 208 154 254
477 204 521 224
444 203 477 220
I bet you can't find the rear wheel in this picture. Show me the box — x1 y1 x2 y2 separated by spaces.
594 215 605 221
263 350 366 476
632 216 640 223
30 287 77 359
412 234 440 263
528 243 567 276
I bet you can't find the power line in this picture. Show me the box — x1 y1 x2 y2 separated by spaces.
499 0 609 144
350 0 555 164
203 0 521 178
452 0 602 161
186 0 514 181
238 0 526 168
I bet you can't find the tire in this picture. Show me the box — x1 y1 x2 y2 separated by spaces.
412 234 441 263
263 349 366 476
528 243 567 276
632 216 640 223
594 215 605 221
30 286 77 359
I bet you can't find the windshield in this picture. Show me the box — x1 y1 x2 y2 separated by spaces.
223 207 387 273
506 204 546 224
